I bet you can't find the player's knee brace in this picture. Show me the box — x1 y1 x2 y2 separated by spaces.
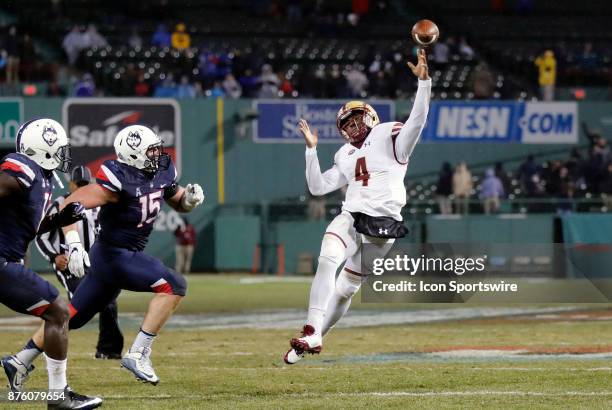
336 270 362 299
318 234 346 267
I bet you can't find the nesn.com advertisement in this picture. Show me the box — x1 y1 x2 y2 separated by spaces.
421 101 578 144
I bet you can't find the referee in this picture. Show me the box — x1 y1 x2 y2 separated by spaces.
36 165 124 359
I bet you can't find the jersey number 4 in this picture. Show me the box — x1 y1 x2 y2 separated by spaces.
355 157 370 186
138 191 162 227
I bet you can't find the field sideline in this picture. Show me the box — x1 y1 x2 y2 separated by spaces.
1 274 611 409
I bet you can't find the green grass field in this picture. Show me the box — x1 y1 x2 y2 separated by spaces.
1 275 612 409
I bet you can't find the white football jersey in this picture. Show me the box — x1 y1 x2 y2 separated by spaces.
334 122 408 220
305 79 431 222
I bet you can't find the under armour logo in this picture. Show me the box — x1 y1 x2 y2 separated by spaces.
379 228 389 235
136 187 142 196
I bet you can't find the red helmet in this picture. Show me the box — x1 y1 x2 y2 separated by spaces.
336 101 380 143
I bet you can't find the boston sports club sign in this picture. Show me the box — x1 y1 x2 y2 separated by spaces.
62 99 181 175
253 100 394 143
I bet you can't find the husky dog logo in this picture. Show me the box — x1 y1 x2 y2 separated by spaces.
42 125 58 146
126 130 142 150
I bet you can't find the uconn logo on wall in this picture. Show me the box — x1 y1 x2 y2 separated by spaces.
253 100 394 143
421 101 578 144
62 98 182 175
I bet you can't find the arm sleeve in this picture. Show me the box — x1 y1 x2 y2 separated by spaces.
35 199 62 262
305 147 347 196
393 78 432 163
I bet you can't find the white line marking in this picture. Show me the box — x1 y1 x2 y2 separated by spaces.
99 391 612 399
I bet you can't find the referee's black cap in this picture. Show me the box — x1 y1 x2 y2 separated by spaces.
71 165 92 186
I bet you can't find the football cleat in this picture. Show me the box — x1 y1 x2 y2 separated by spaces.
47 385 102 409
120 347 159 385
94 351 122 360
283 347 304 365
289 325 323 355
1 355 35 392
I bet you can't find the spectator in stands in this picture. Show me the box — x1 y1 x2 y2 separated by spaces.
62 25 84 66
134 72 150 96
207 81 225 98
544 160 564 197
307 192 326 221
151 24 171 48
480 168 504 214
279 72 294 97
4 26 20 83
286 0 303 22
174 217 196 274
345 63 368 98
517 154 539 197
176 75 196 98
128 28 143 49
0 50 7 80
257 64 280 98
222 73 242 98
535 50 556 101
470 62 495 99
453 162 473 214
46 80 66 96
19 34 38 82
436 162 453 214
600 164 612 210
171 23 191 51
582 122 610 159
83 24 108 50
459 37 474 59
153 74 177 97
239 68 259 98
579 42 598 71
433 40 450 69
495 162 511 194
73 73 95 97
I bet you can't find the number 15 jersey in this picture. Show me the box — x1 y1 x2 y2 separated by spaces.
95 159 178 251
305 79 432 221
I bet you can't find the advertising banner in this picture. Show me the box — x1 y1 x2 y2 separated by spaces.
62 98 181 174
422 101 578 144
0 98 23 148
253 100 394 143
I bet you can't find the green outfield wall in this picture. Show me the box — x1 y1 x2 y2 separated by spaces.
10 99 612 273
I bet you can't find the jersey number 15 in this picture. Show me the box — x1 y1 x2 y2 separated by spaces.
138 191 163 228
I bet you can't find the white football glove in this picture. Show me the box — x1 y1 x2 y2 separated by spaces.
65 230 90 278
181 183 205 211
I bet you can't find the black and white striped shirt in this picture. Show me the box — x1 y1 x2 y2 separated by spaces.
35 194 99 268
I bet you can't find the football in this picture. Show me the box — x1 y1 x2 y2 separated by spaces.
411 19 439 47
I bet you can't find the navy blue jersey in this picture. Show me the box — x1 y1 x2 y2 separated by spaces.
0 153 53 262
96 159 177 251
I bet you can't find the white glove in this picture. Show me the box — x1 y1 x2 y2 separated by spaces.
181 183 205 211
65 230 90 278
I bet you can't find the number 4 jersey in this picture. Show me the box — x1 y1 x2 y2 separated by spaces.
95 159 178 251
305 79 431 221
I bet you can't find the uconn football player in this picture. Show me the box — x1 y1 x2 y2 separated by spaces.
285 50 431 364
10 125 204 386
0 119 102 409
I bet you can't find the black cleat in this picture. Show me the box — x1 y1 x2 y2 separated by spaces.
95 351 122 360
47 385 102 409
